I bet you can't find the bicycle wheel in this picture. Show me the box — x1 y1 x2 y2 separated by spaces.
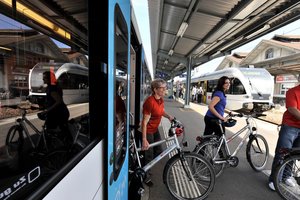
6 125 24 152
274 155 300 200
163 152 215 200
196 140 226 177
246 134 269 171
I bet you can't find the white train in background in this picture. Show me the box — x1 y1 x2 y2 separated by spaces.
28 62 89 106
191 67 274 112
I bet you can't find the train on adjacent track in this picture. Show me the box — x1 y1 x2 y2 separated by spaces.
28 62 89 106
190 67 274 112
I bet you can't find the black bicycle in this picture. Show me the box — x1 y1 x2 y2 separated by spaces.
274 147 300 200
5 109 89 171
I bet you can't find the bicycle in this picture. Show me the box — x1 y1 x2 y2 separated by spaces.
193 112 269 177
5 109 87 171
128 117 216 200
6 109 64 155
273 148 300 199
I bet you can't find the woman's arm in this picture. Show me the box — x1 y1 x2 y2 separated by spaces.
287 107 300 120
163 112 174 121
141 114 151 150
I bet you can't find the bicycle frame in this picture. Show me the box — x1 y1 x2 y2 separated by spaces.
130 128 181 173
16 110 47 150
213 117 255 163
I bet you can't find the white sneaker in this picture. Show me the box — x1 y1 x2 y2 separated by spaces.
284 177 296 187
268 182 275 191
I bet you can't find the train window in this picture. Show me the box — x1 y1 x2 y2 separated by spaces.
0 7 89 199
207 80 217 92
113 5 128 180
231 78 246 94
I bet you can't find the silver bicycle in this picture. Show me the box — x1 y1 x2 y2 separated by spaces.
193 112 269 177
128 118 215 200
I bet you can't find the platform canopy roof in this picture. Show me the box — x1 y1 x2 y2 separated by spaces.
148 0 300 79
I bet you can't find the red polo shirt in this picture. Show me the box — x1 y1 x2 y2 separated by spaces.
143 95 165 134
282 85 300 128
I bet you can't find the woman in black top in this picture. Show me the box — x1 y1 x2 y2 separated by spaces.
38 71 70 129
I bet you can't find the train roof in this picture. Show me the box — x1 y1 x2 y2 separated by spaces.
31 62 88 77
192 67 272 83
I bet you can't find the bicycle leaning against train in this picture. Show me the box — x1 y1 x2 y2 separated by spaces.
128 117 216 200
193 112 269 177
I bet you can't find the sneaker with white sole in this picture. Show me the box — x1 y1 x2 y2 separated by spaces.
268 182 275 191
284 177 296 187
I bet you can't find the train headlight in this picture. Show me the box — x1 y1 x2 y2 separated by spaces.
243 103 254 110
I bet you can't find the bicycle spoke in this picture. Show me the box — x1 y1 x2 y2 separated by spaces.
164 153 215 199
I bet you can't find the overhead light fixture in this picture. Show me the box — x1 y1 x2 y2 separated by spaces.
176 22 188 37
233 0 268 20
168 49 174 56
245 24 270 39
0 46 12 51
211 51 221 57
0 0 71 39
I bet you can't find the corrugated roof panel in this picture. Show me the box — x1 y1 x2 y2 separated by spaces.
187 12 221 39
175 37 199 55
160 32 176 52
165 0 190 8
197 0 240 17
162 4 186 33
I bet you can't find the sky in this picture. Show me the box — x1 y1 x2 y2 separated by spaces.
131 1 300 79
131 0 153 78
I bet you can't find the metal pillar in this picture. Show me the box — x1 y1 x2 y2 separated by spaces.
184 56 191 108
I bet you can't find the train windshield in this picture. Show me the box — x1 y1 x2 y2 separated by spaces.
240 68 273 94
30 64 60 92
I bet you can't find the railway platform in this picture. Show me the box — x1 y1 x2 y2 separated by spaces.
141 98 283 200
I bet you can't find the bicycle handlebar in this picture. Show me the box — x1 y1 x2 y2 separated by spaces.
229 112 266 118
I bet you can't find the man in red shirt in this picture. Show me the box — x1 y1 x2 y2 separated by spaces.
269 74 300 191
141 78 173 186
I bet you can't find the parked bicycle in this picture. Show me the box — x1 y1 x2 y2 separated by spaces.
129 117 215 200
5 109 89 171
193 112 269 177
6 109 64 155
273 147 300 200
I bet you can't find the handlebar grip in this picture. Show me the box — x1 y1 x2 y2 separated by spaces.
256 113 267 117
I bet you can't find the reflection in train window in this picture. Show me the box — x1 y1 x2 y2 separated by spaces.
0 11 90 199
113 4 128 181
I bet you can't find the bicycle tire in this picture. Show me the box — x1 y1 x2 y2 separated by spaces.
196 140 226 177
163 152 215 200
274 154 300 200
246 134 269 171
6 125 24 153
